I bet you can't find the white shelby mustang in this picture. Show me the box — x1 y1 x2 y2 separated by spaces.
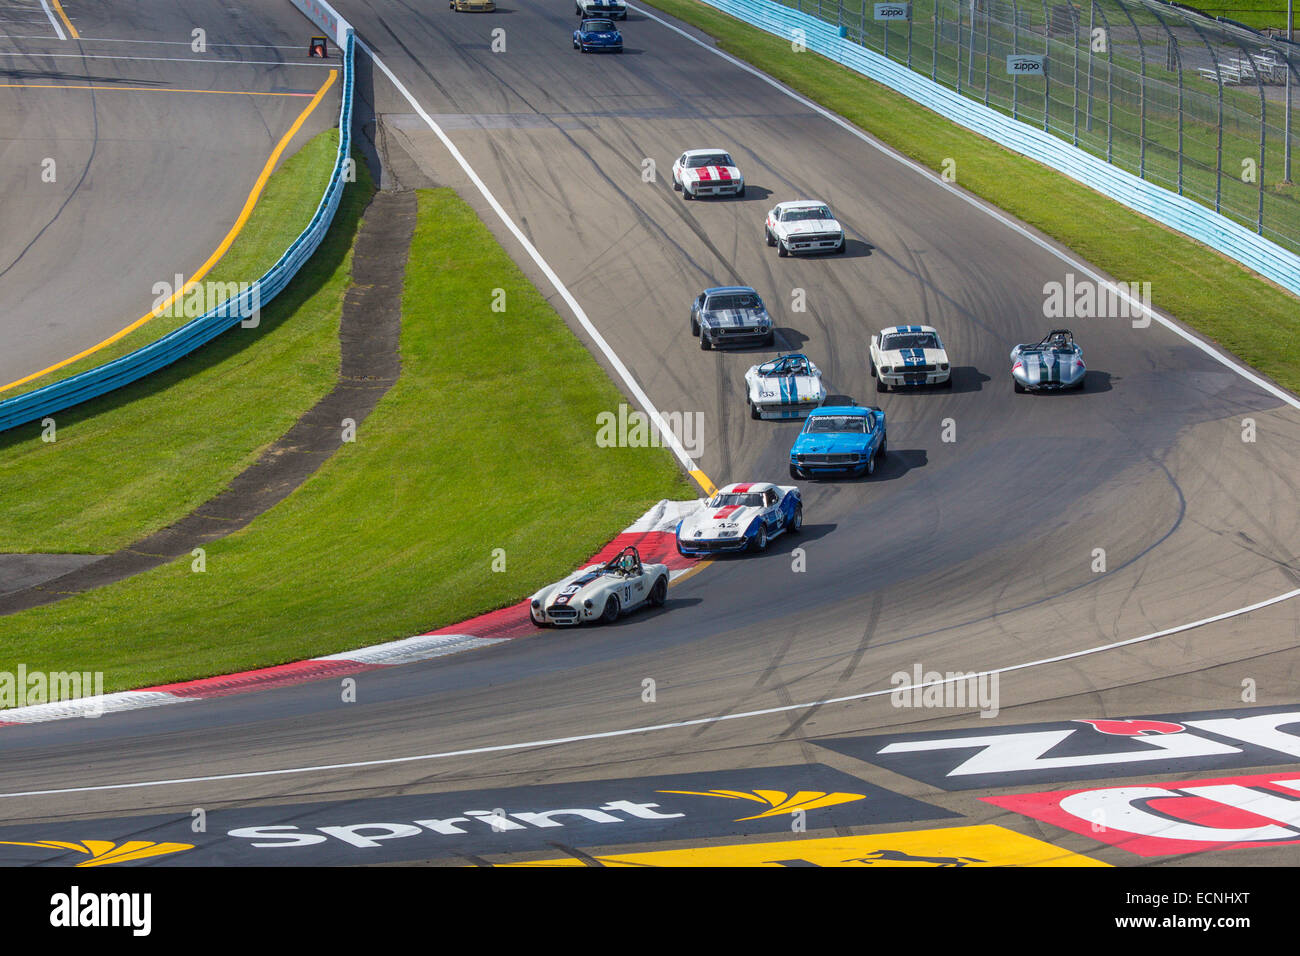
576 0 626 17
530 546 668 627
675 482 802 555
744 353 827 420
672 148 745 200
764 200 846 256
869 324 952 391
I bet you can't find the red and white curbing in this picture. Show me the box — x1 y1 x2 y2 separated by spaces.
0 500 704 726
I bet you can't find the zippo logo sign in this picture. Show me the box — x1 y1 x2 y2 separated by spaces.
984 771 1300 856
817 705 1300 790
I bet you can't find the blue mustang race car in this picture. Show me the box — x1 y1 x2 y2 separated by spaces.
789 405 887 479
573 17 623 53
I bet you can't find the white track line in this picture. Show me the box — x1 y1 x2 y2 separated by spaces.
2 585 1296 798
630 3 1300 412
0 51 333 66
36 0 64 41
0 36 299 48
361 40 705 480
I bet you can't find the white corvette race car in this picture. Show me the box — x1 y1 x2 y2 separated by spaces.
530 546 668 627
869 324 952 391
672 148 745 199
744 353 827 420
675 482 802 555
764 200 845 256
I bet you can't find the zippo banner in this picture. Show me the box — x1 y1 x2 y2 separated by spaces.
818 704 1300 790
984 770 1300 856
1006 54 1045 76
873 3 910 19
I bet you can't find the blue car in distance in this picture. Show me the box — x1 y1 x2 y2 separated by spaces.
789 405 887 480
573 17 623 53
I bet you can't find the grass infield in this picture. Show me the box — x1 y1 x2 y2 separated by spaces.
0 189 689 692
642 0 1300 394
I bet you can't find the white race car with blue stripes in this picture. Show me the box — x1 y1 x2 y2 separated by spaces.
576 0 626 18
744 353 827 420
869 324 952 391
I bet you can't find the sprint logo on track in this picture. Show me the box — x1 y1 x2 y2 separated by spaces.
655 788 865 821
0 839 193 867
227 787 877 850
0 766 955 867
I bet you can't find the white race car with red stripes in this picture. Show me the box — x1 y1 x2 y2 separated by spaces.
672 148 745 200
675 482 802 555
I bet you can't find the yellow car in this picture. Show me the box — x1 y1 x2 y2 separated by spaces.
450 0 495 10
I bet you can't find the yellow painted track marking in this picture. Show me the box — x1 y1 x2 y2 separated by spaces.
0 84 314 96
689 468 717 496
497 825 1111 867
670 559 712 585
0 68 337 396
51 0 77 39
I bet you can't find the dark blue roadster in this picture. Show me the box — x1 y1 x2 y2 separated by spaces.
573 18 623 53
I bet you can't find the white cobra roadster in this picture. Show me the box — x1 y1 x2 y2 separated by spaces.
529 546 669 627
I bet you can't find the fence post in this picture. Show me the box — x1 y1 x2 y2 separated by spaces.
934 2 941 81
1284 2 1294 183
1116 2 1147 178
967 0 976 87
957 0 964 92
907 1 913 68
1042 0 1051 131
984 2 991 104
1072 3 1080 144
1011 0 1019 119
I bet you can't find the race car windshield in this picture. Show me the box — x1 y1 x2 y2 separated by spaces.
706 294 759 311
806 416 868 433
688 154 732 168
583 19 614 29
782 207 832 222
708 493 764 508
762 358 807 375
882 332 939 351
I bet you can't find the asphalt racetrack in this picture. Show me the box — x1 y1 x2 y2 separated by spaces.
0 0 1298 869
0 0 339 390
